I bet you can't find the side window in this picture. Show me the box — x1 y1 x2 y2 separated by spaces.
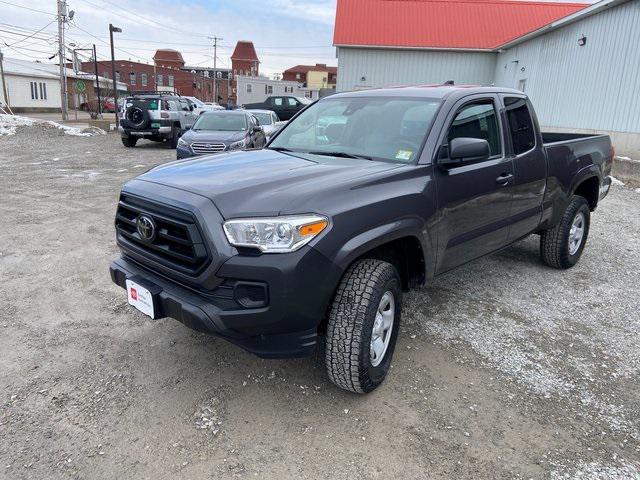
273 97 283 106
504 97 536 155
179 99 190 111
447 101 502 157
286 97 298 106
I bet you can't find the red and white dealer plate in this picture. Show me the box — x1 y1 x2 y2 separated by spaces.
126 279 155 318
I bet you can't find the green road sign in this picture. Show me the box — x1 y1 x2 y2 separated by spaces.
75 80 86 93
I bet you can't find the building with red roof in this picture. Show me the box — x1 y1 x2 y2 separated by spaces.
333 0 640 157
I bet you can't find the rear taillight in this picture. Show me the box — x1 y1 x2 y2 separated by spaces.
160 112 170 119
611 145 616 160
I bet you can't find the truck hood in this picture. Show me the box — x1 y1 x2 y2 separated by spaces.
136 149 404 218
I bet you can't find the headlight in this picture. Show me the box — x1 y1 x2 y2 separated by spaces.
229 138 246 150
177 137 189 148
223 215 328 253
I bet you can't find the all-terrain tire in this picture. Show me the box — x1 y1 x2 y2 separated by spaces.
121 136 137 148
540 195 591 269
325 259 402 394
169 126 180 149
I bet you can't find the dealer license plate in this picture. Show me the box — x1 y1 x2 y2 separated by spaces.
126 279 155 318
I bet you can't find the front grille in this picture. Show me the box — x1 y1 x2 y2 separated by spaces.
115 194 210 275
191 142 226 154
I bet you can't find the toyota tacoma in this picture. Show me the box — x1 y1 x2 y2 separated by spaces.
110 86 614 394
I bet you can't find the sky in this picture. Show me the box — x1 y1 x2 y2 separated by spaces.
1 0 599 77
0 0 338 77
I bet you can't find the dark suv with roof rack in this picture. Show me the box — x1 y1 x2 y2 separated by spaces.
119 91 198 148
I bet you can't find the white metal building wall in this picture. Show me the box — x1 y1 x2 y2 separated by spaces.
0 74 61 110
336 47 497 92
494 0 640 134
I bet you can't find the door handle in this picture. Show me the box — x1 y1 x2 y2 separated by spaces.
496 173 514 185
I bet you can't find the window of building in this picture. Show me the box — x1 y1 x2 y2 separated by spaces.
130 72 136 85
265 85 273 95
504 97 536 155
295 73 301 80
448 101 502 157
157 74 163 86
168 75 174 87
141 73 147 86
246 84 252 93
103 71 109 79
30 82 47 101
115 71 120 82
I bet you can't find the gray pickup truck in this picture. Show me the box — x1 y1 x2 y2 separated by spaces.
110 86 613 394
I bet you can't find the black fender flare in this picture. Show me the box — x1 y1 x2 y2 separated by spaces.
330 216 435 284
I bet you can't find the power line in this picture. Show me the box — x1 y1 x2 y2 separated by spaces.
0 0 57 16
4 20 57 47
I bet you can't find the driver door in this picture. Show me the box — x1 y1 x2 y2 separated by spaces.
433 95 515 273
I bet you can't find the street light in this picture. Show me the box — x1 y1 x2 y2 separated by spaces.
109 24 122 129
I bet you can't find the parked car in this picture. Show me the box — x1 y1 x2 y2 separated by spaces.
80 97 116 113
246 109 287 140
243 96 311 120
119 92 197 148
183 96 225 115
110 85 613 394
176 110 266 159
204 101 226 110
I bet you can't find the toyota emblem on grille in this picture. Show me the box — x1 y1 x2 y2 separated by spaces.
136 214 156 243
206 144 213 149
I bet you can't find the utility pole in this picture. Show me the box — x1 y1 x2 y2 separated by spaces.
0 48 10 113
109 24 122 128
57 0 68 120
93 44 101 116
208 36 222 103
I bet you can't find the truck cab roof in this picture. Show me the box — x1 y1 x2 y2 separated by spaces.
329 85 526 101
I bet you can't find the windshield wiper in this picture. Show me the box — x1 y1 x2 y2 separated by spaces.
306 151 373 161
268 146 294 152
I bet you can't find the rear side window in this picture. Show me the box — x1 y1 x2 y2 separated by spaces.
505 97 535 155
448 101 502 156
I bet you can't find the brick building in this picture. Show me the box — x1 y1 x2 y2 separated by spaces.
81 48 229 103
81 42 261 106
283 63 337 89
229 41 260 104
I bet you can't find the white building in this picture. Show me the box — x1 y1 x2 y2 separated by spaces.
235 75 318 106
0 57 127 113
334 0 640 156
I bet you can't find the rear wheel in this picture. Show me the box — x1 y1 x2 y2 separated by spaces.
121 136 137 148
325 259 402 394
540 195 591 269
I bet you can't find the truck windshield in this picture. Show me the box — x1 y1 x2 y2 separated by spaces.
193 114 247 132
269 96 441 163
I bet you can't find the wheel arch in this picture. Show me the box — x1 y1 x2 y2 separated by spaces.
330 218 433 291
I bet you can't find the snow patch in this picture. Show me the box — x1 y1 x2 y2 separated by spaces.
0 114 106 137
610 176 625 186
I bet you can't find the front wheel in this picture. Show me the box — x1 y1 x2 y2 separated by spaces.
168 127 180 149
540 195 591 269
325 259 402 394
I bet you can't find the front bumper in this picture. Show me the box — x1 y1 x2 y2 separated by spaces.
110 246 342 358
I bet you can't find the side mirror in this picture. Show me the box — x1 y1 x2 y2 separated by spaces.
440 137 490 167
252 125 261 133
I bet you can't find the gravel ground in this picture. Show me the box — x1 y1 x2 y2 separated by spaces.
0 126 639 480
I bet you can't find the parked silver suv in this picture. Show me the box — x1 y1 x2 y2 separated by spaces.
119 92 198 148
